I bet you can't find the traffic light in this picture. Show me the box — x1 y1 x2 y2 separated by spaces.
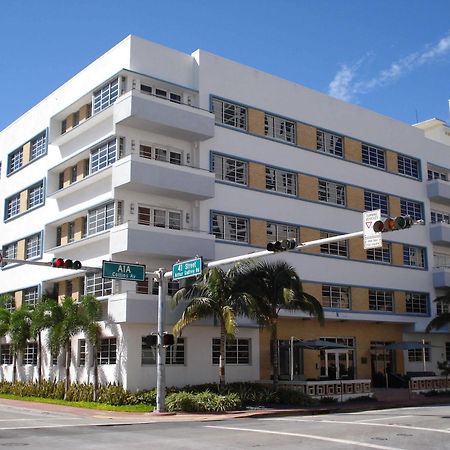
266 239 297 252
51 258 82 269
163 333 175 347
143 335 157 347
373 215 413 233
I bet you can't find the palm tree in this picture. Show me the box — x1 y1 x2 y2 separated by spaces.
172 266 250 389
30 297 58 383
0 295 12 381
426 294 450 332
79 295 102 401
47 297 84 399
9 305 32 383
236 260 324 388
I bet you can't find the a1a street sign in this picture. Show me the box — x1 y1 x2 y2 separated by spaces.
102 261 146 281
172 257 203 281
363 209 382 250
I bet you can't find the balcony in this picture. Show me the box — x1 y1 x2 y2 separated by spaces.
430 222 450 247
113 90 215 141
427 179 450 205
112 155 215 200
109 222 215 261
433 267 450 288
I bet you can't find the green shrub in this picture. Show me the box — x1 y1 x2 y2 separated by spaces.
276 388 319 406
127 389 157 405
165 390 241 412
319 396 338 404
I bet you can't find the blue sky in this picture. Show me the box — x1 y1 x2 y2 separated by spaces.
1 0 449 131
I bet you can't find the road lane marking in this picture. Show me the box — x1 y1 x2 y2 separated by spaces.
205 425 405 450
0 421 157 431
262 418 450 434
354 415 412 422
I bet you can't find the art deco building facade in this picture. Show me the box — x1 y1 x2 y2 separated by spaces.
1 36 449 390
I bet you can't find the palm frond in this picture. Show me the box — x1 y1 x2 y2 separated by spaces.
426 313 450 332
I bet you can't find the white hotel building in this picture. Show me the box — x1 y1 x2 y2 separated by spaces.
0 35 449 391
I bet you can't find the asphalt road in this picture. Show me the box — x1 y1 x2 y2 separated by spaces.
1 403 450 449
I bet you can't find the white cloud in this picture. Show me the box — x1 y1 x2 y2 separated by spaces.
328 32 450 101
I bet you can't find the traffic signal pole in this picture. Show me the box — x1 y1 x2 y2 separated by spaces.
155 268 166 413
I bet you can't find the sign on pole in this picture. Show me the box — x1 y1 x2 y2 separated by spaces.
102 261 146 281
172 257 203 281
363 209 382 250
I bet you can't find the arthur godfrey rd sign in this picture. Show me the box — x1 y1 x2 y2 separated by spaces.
102 261 146 281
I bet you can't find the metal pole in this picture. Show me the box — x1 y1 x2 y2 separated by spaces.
290 336 294 381
156 268 166 413
422 339 427 373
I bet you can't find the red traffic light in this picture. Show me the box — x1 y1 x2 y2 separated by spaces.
373 216 413 233
163 333 175 347
51 258 82 269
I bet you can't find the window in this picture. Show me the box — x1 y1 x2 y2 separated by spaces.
97 338 117 365
68 222 75 243
0 344 12 365
212 154 248 185
405 293 428 314
322 285 350 309
28 182 44 209
90 139 117 174
408 344 430 362
3 296 15 312
22 343 38 365
431 210 450 224
398 155 419 179
212 213 248 242
78 339 86 367
266 222 298 242
318 180 345 206
30 132 47 161
6 194 20 219
434 253 450 269
264 114 296 143
212 338 250 365
85 272 112 297
437 301 450 315
93 78 119 114
23 287 39 308
212 98 247 130
137 206 182 230
266 167 297 195
155 147 182 165
8 149 23 174
369 290 393 312
88 202 115 234
403 246 425 268
362 143 385 169
366 242 391 263
316 130 343 157
400 199 423 221
26 233 41 259
320 231 348 257
3 241 17 259
428 168 448 181
141 84 152 95
141 337 185 365
364 191 388 215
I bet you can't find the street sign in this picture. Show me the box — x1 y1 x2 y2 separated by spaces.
172 257 203 281
102 261 146 281
363 209 382 249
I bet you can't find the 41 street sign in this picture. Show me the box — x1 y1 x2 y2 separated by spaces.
172 257 203 281
102 261 146 281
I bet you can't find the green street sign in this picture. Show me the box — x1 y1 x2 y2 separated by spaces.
172 257 203 281
102 261 146 281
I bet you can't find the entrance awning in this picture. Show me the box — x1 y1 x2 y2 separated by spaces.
384 341 437 350
291 339 353 350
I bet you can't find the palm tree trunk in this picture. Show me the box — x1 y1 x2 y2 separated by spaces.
12 352 17 384
64 341 71 400
271 324 279 389
92 344 98 402
37 332 42 384
219 321 226 391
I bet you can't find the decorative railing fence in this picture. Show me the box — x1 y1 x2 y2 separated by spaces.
409 376 450 393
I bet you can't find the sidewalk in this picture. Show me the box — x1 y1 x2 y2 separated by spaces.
0 390 449 423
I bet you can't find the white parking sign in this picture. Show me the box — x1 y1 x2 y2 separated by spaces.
363 209 382 249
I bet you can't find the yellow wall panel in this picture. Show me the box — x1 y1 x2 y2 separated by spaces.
344 137 362 163
19 190 28 213
250 219 268 248
249 162 266 190
351 287 368 311
347 186 364 211
17 239 26 260
391 243 403 266
22 142 31 165
300 227 321 253
386 151 398 173
349 237 366 261
303 283 322 303
14 291 23 309
60 223 69 246
395 291 406 313
79 104 91 122
297 123 316 150
248 108 265 136
298 174 318 201
389 196 401 217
